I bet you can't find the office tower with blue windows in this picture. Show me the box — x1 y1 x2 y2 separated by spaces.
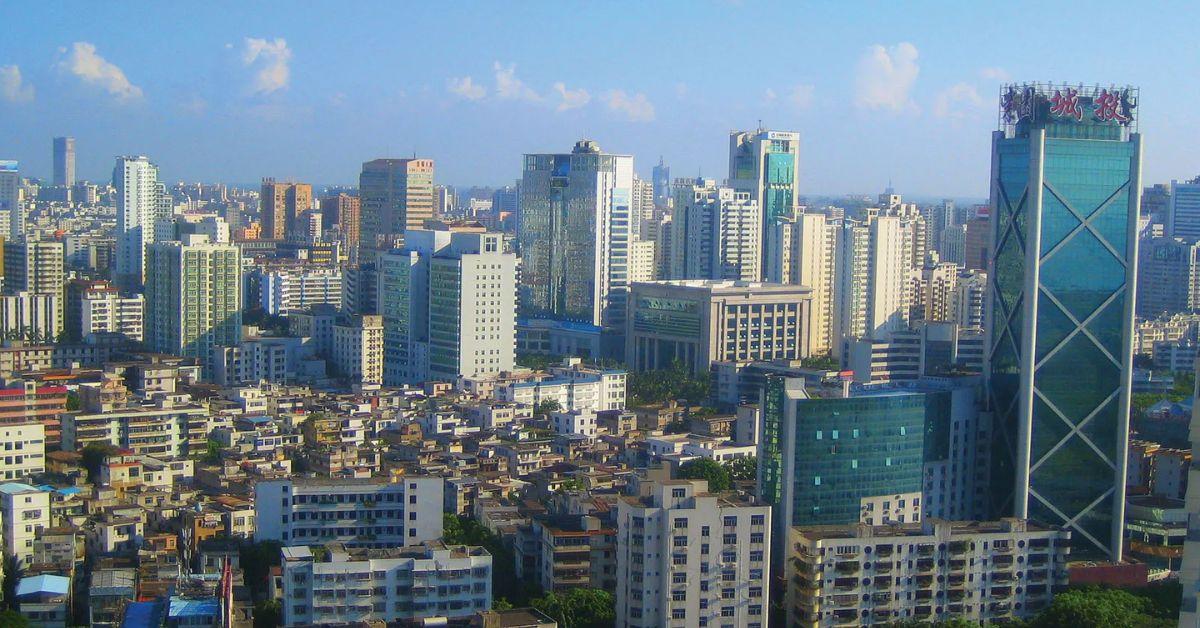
729 129 800 269
518 140 634 359
986 83 1141 559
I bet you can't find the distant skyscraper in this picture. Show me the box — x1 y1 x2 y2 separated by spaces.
729 128 800 268
260 179 313 241
651 156 670 208
518 140 634 351
766 212 837 356
113 155 163 290
1136 236 1200 318
52 137 75 187
631 176 655 240
668 178 761 281
0 161 19 241
359 158 435 249
145 235 242 375
1169 177 1200 241
320 193 361 249
987 83 1141 559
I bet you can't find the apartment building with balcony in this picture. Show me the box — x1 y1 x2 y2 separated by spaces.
614 479 770 628
0 483 50 569
280 541 492 625
516 514 617 593
786 518 1070 627
254 476 443 548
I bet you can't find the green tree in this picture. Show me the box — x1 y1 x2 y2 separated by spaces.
201 439 223 464
1029 587 1159 628
81 442 120 484
535 399 562 417
252 600 281 628
65 390 81 412
492 598 514 611
627 362 710 406
531 588 615 628
240 541 284 601
725 456 758 482
677 458 732 491
444 514 535 605
0 609 29 627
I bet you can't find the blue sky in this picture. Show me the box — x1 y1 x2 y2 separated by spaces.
2 1 1199 197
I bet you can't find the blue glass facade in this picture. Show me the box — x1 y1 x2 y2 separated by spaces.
759 377 927 554
987 84 1140 559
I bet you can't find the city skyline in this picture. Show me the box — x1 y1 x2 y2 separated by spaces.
4 1 1200 196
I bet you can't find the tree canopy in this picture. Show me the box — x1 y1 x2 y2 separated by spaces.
676 458 732 491
530 588 615 628
627 363 710 406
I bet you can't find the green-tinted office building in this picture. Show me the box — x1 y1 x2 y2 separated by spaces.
759 377 927 560
986 83 1140 559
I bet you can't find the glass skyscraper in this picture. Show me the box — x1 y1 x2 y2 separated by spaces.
517 140 634 337
986 83 1141 559
729 129 800 269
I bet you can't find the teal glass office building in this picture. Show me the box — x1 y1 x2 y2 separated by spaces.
759 377 927 556
986 83 1140 559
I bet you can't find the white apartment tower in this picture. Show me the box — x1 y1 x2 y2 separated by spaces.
768 212 838 356
144 235 241 374
615 479 770 628
833 215 912 360
113 156 164 290
669 178 762 282
382 228 516 384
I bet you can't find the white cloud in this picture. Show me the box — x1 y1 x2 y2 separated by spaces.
0 65 34 103
854 42 919 112
59 42 142 101
764 88 778 103
934 82 984 120
605 90 655 122
789 84 815 110
242 37 292 95
447 76 486 101
553 82 590 111
674 82 689 99
979 67 1011 82
492 62 541 102
177 95 208 116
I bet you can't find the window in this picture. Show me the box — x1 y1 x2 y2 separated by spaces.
750 515 764 526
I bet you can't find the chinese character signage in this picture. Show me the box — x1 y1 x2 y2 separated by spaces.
1001 84 1136 127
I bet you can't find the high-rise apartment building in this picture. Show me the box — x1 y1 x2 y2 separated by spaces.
518 140 634 352
260 267 343 316
320 193 361 249
614 479 771 628
144 235 242 373
113 156 163 290
833 215 912 360
768 212 838 356
632 175 655 241
3 239 64 298
260 179 313 241
378 227 516 384
986 83 1140 559
359 158 435 248
52 137 75 187
669 178 761 282
729 129 800 268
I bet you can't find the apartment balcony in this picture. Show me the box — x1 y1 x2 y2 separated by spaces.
914 605 933 618
948 603 965 614
916 544 936 557
915 590 933 602
915 575 934 589
1028 553 1049 567
948 574 965 587
992 571 1014 583
992 544 1013 554
873 561 893 574
833 577 859 592
834 560 860 575
915 559 935 573
991 586 1013 599
989 601 1012 614
831 609 859 625
993 554 1015 567
875 545 894 558
949 559 967 573
873 575 892 588
870 593 894 607
831 593 859 607
947 589 967 602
